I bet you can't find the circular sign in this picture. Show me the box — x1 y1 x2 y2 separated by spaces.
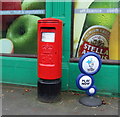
86 86 97 96
76 73 94 90
79 52 102 75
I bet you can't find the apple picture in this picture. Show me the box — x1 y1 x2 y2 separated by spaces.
84 2 118 30
2 0 21 32
6 14 41 54
22 0 45 18
0 38 14 54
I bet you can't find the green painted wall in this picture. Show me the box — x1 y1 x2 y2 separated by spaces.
1 56 69 90
0 1 119 96
1 56 119 95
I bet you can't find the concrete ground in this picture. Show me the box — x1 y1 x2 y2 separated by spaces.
1 83 119 116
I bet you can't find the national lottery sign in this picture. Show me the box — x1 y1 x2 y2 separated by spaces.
78 52 102 75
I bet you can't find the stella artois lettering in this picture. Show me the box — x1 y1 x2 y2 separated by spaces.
79 41 109 59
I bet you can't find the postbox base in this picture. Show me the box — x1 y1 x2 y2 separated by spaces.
37 79 61 103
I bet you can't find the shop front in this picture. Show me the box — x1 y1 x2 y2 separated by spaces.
0 0 119 96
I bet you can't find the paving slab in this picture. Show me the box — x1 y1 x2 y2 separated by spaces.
1 83 119 116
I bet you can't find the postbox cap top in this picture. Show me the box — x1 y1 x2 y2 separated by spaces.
38 18 62 23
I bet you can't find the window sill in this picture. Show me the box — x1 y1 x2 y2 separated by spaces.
0 54 37 58
70 58 120 65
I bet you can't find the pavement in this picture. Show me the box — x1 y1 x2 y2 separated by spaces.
1 83 120 116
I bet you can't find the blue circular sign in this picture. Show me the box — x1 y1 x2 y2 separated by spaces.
86 85 97 96
76 73 94 90
78 52 102 75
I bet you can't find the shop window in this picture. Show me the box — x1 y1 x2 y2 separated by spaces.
0 0 46 58
71 1 119 64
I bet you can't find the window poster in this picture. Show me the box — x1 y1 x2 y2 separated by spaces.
0 0 45 55
73 0 119 60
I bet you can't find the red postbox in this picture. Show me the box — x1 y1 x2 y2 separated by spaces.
38 18 62 80
37 18 63 103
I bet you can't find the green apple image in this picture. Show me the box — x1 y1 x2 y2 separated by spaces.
22 0 45 18
84 2 118 30
6 15 41 54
